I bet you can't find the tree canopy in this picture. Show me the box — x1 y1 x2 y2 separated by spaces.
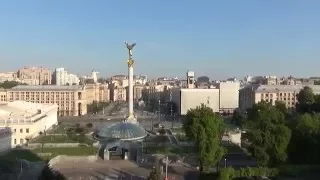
0 80 27 89
243 102 291 166
183 104 226 173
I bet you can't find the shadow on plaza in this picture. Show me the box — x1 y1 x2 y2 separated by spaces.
91 169 147 180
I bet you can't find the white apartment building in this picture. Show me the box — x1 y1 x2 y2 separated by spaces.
0 127 12 152
0 101 58 147
54 68 80 86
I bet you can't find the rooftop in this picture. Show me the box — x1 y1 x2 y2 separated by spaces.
253 85 320 93
11 85 84 91
0 101 57 123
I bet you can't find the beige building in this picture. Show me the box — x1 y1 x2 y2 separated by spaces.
0 101 58 147
5 85 87 116
110 81 127 102
218 81 240 113
17 66 52 85
171 88 220 115
133 85 144 101
85 84 110 103
239 84 320 111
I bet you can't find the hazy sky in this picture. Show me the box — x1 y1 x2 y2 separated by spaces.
0 0 320 79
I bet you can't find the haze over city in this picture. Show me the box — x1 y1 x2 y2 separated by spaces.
2 1 320 180
1 0 320 79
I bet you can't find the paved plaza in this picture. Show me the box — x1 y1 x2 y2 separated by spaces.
51 157 192 180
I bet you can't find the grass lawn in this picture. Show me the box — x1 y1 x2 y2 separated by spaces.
0 147 98 162
175 133 188 142
223 143 245 153
171 128 184 134
32 147 97 158
30 134 94 145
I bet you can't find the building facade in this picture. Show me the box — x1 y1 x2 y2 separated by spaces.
239 84 320 111
53 68 80 86
171 88 220 115
5 85 87 116
218 81 240 113
0 101 58 147
17 66 52 85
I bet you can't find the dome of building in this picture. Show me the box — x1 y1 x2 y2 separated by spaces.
94 121 147 141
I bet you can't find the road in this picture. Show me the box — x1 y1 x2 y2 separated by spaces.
59 105 183 131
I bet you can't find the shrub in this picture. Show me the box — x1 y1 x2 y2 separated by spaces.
218 167 279 180
86 123 93 128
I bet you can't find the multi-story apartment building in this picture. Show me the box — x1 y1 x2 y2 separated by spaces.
17 66 52 85
239 84 320 111
5 85 87 116
85 84 110 103
110 86 126 101
0 101 58 147
53 68 80 86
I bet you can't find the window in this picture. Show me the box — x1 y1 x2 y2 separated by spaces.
14 139 16 144
20 129 23 133
14 129 16 133
20 139 23 144
26 128 29 133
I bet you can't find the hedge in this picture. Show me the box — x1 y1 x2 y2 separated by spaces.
218 167 279 180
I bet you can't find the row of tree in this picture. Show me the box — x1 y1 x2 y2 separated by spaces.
0 80 27 89
177 85 320 177
86 101 109 114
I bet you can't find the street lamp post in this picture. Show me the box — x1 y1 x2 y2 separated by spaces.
224 158 227 168
158 99 161 123
170 104 173 128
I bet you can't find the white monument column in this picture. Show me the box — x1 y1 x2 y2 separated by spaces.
128 61 134 117
125 42 137 122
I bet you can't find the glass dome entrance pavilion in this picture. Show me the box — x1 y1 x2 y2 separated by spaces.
93 121 147 160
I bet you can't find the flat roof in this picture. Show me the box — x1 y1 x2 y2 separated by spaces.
254 85 320 93
0 101 55 121
181 88 219 92
11 85 84 91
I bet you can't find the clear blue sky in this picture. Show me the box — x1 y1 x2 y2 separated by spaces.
0 0 320 79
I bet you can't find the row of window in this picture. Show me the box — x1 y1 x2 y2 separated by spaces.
13 128 30 133
261 92 296 98
10 92 75 95
14 138 24 144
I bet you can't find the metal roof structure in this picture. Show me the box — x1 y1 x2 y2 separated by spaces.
94 121 147 141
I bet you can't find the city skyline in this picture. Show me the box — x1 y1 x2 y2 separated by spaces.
1 0 320 79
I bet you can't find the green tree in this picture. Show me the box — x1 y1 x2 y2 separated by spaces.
244 102 291 166
0 80 27 89
297 86 315 105
287 113 320 164
183 104 226 173
148 157 161 180
297 86 315 113
232 109 244 127
275 100 288 115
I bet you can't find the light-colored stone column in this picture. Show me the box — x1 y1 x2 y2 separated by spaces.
128 64 134 117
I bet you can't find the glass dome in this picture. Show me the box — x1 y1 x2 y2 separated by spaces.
95 121 147 141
